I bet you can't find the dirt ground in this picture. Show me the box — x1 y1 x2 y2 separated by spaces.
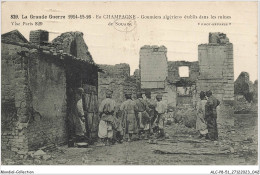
1 114 258 165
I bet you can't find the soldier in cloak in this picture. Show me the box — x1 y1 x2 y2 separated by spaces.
144 91 157 136
196 91 208 138
205 90 220 141
98 89 117 145
134 92 150 140
74 88 87 142
154 94 167 138
120 92 138 142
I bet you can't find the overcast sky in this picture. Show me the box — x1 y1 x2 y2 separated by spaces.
2 1 258 81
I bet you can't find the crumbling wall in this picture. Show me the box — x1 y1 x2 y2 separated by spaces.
2 29 99 153
234 72 258 113
27 52 67 150
235 72 253 101
52 32 94 63
1 43 31 152
98 63 132 107
167 61 199 83
140 45 168 89
133 69 141 91
167 61 199 108
198 32 234 126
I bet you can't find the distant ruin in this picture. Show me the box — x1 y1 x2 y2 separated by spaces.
138 32 234 125
234 72 258 113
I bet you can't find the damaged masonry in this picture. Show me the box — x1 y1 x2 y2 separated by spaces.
2 30 101 152
1 30 258 165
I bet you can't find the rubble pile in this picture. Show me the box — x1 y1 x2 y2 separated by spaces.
234 96 252 113
172 107 196 128
1 149 55 165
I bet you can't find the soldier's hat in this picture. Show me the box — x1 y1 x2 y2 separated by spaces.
156 94 163 99
136 92 142 98
105 89 113 96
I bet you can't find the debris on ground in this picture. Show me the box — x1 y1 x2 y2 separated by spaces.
153 147 231 155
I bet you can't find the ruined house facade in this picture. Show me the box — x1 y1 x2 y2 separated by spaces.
139 33 234 125
1 30 100 152
98 63 138 109
139 45 200 108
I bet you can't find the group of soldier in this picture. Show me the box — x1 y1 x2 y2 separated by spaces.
71 87 220 147
97 89 167 145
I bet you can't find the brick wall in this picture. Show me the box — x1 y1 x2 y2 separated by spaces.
98 64 135 108
1 43 31 152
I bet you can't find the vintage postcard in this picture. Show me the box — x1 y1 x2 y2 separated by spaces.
1 1 259 174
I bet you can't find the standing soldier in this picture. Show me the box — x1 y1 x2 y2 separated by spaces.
98 89 117 145
205 90 220 141
74 88 87 142
154 94 167 139
134 92 150 140
144 91 157 136
120 92 138 142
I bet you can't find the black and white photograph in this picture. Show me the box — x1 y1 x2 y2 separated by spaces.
1 1 259 174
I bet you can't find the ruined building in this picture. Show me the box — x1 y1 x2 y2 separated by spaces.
98 63 138 108
1 30 101 152
139 45 199 108
139 32 234 125
234 72 258 113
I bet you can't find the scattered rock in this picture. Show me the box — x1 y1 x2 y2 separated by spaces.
57 159 67 164
82 156 90 164
42 155 52 161
27 151 35 158
96 143 106 147
165 133 170 139
148 139 157 144
17 151 27 155
95 158 103 161
34 149 46 156
244 138 253 143
230 147 235 153
34 159 42 164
